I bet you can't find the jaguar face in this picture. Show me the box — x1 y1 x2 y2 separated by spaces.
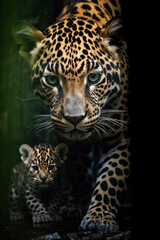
40 58 104 141
13 0 125 141
30 18 122 141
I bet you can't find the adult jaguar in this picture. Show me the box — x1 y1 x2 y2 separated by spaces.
13 0 130 232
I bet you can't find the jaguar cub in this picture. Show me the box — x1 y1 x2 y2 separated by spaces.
8 143 68 223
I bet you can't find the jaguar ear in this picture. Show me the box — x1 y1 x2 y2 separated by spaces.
54 143 68 164
19 144 33 165
101 17 127 59
12 21 45 65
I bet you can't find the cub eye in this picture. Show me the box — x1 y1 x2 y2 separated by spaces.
45 75 59 86
32 166 38 171
87 72 101 84
48 165 54 171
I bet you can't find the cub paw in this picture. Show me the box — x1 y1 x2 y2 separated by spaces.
33 214 52 223
60 204 82 220
9 211 24 221
80 214 119 232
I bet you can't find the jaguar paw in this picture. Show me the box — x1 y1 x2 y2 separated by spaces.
80 214 119 232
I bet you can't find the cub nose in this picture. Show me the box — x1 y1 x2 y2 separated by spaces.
40 173 47 182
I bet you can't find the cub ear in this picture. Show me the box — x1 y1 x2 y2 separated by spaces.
19 144 33 165
54 143 68 164
12 21 45 65
101 17 127 59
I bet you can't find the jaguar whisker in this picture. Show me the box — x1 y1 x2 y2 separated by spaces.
93 126 103 141
96 123 109 137
101 109 127 113
105 118 128 129
97 120 116 133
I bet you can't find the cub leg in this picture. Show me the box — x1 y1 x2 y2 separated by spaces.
8 182 24 221
25 185 52 223
47 188 62 222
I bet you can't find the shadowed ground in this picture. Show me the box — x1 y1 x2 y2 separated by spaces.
0 200 133 240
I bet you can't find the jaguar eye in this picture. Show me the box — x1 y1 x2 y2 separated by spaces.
32 166 38 171
45 75 59 86
48 165 54 171
87 72 101 84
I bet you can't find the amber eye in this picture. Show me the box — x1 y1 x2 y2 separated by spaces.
45 75 59 86
87 72 101 84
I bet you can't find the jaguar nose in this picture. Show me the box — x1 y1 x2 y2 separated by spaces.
64 115 85 126
40 173 47 182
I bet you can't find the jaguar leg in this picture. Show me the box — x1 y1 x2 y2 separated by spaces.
80 140 130 232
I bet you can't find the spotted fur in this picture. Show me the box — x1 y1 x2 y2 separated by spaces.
8 143 68 223
13 0 130 232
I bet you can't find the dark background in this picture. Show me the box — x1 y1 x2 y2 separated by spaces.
0 0 140 237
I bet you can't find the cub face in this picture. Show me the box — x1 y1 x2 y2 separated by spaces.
19 143 68 187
